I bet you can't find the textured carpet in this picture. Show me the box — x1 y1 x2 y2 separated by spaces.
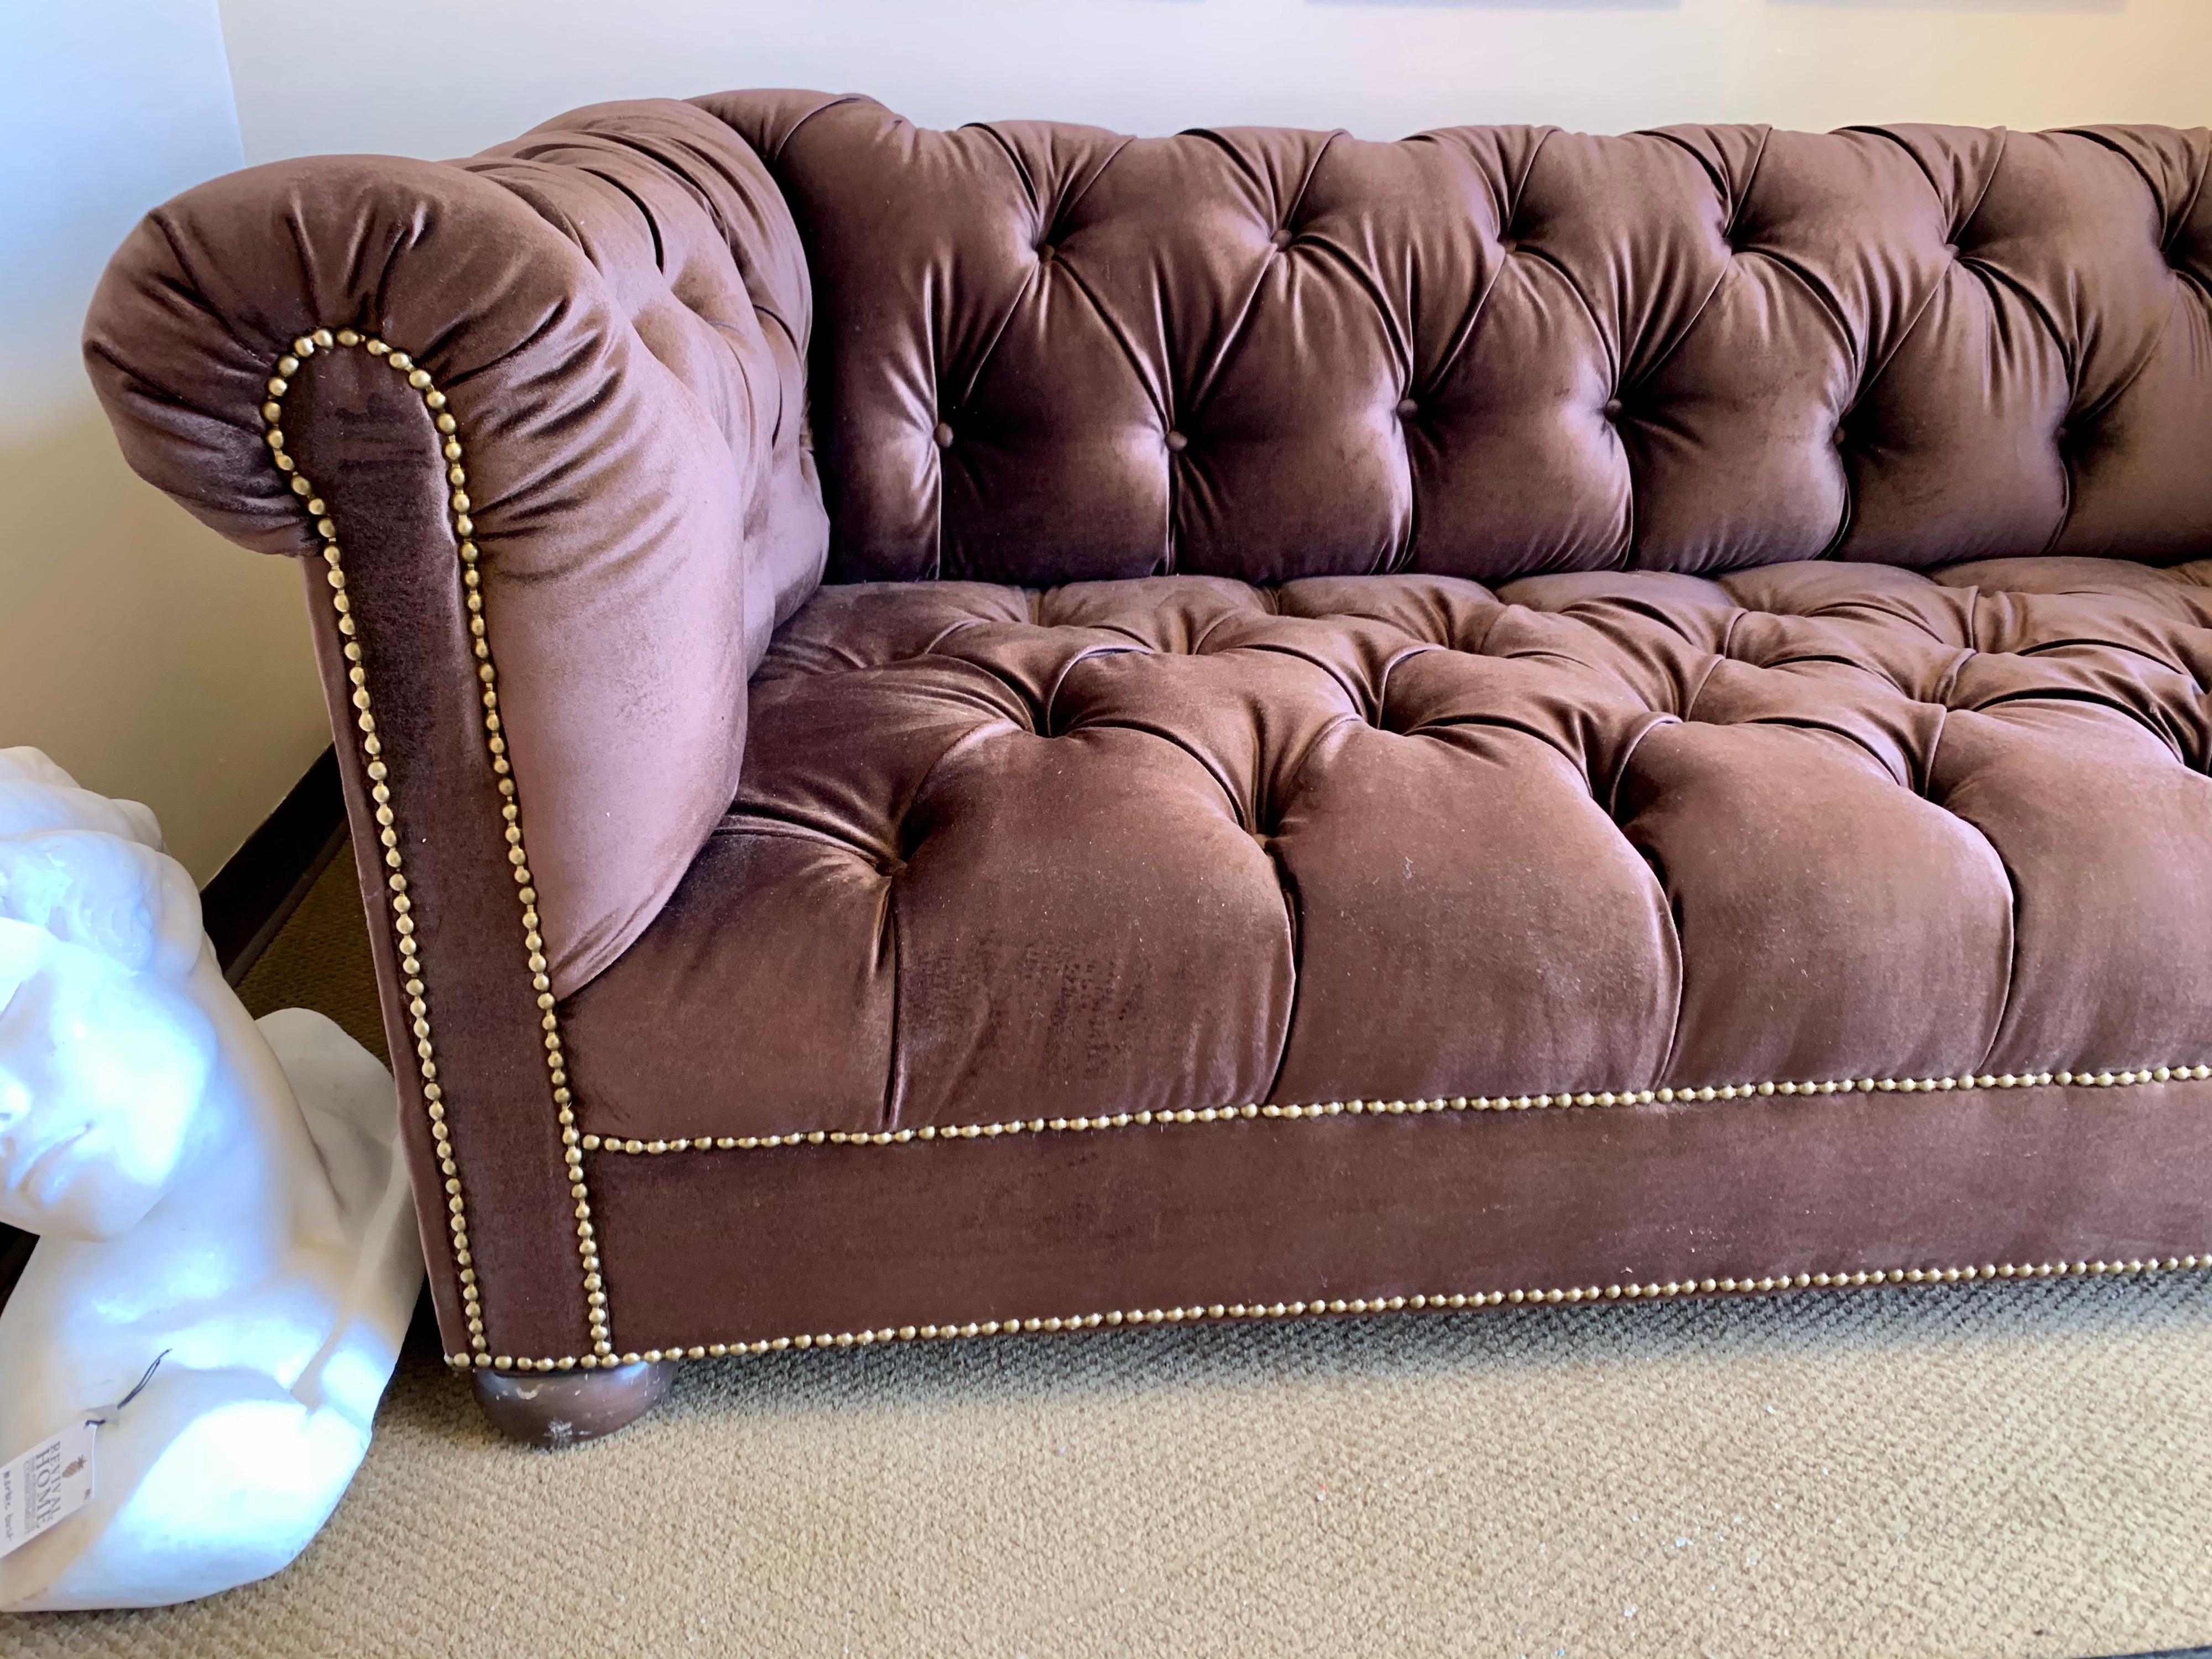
9 852 2212 1658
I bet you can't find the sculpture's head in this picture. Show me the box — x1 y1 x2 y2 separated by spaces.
0 748 213 1239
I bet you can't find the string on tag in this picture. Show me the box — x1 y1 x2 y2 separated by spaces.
85 1349 169 1428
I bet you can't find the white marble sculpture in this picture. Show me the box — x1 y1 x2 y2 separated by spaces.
0 747 420 1611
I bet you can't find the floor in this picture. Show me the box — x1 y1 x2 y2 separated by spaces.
8 850 2212 1658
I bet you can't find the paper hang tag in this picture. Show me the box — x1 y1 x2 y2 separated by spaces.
0 1420 96 1561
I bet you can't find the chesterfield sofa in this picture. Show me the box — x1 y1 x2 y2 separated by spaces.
86 94 2212 1443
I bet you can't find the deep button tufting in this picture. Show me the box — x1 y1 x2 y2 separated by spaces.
702 102 2212 585
1603 399 1624 420
1165 430 1189 453
1396 397 1419 419
1943 242 1960 258
933 421 954 450
560 559 2212 1144
1036 242 1055 262
1269 227 1292 250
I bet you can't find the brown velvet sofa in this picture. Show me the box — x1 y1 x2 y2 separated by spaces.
86 95 2212 1442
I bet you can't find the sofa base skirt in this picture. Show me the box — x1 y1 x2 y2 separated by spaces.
460 1077 2212 1370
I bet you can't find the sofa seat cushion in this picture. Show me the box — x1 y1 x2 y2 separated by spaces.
560 558 2212 1147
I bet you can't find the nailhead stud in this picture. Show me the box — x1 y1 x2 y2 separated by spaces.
265 332 605 1366
460 1245 2208 1372
585 1062 2212 1157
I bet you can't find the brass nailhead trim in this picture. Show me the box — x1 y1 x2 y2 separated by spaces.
445 1253 2212 1372
267 330 611 1366
259 360 2212 1384
577 1063 2212 1155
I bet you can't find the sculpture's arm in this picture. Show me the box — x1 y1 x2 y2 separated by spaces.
83 100 826 1367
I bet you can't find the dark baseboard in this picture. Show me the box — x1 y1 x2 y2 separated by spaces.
201 743 347 984
0 1224 32 1310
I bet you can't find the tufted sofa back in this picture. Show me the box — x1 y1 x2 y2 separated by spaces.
702 93 2212 589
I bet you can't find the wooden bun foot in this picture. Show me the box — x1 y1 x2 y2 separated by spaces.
472 1359 674 1447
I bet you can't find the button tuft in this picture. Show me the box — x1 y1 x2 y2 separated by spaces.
1165 430 1188 453
1270 228 1292 250
1395 397 1419 419
932 421 954 450
1602 398 1624 420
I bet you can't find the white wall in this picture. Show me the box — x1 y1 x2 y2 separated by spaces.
1 2 328 883
217 0 2208 166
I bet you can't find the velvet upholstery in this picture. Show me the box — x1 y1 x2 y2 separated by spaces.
589 1077 2212 1355
84 100 826 999
82 96 2212 1370
707 95 2212 585
562 557 2212 1146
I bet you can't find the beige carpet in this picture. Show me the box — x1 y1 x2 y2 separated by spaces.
10 853 2212 1658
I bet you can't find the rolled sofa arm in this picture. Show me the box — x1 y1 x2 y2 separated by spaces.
82 100 826 1365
